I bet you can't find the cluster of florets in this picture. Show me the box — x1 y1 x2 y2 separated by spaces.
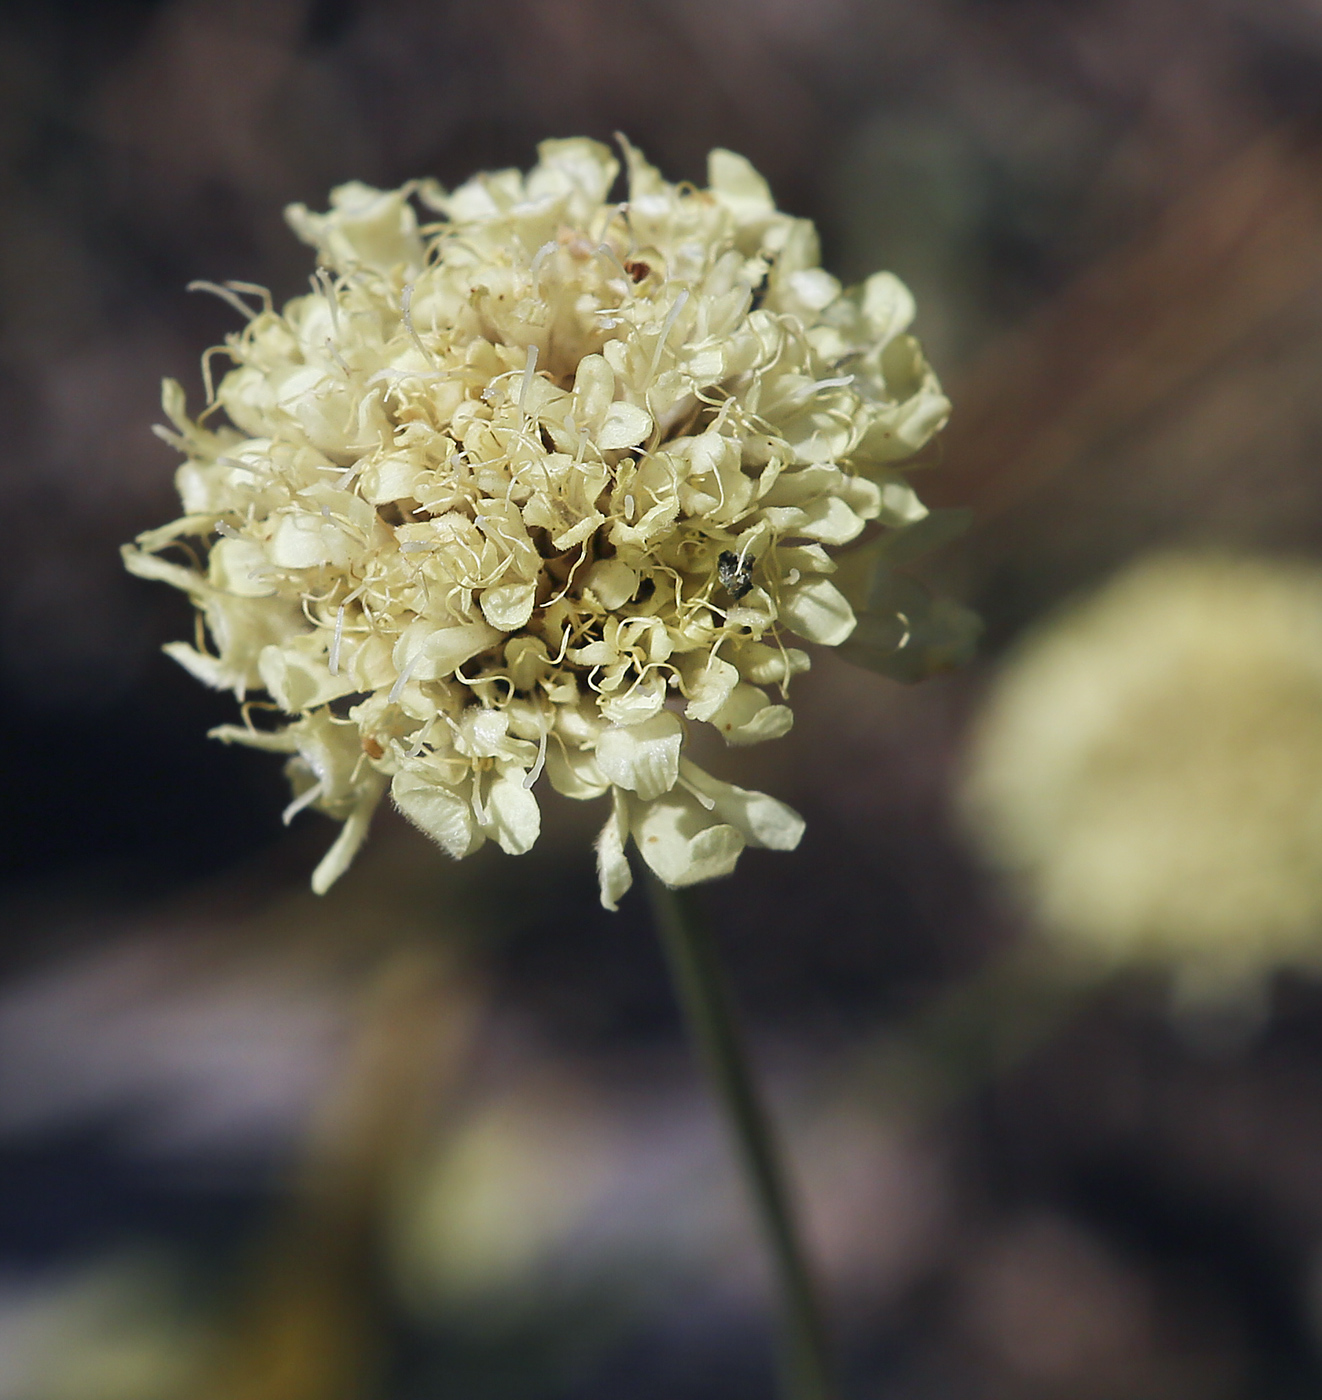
125 138 949 906
963 552 1322 1001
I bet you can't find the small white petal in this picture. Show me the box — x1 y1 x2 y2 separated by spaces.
682 654 740 723
780 577 857 647
861 271 916 342
163 642 233 692
393 620 503 681
708 684 794 746
597 402 653 452
545 742 610 800
630 791 745 888
392 772 485 859
209 723 299 754
596 789 633 911
787 268 841 311
268 512 350 569
572 354 616 426
793 496 866 546
484 771 541 854
600 674 668 727
258 640 357 712
210 537 277 597
480 581 537 631
311 775 387 894
594 712 684 801
551 512 606 551
680 761 805 850
585 559 639 610
707 148 774 214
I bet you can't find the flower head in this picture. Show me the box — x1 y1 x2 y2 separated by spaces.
962 552 1322 999
125 139 950 906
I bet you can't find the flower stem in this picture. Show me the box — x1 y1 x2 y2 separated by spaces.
647 875 836 1400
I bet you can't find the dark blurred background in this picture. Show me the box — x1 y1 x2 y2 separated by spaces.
8 1 1322 1396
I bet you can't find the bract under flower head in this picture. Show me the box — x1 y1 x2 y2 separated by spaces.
125 138 951 906
962 552 1322 1001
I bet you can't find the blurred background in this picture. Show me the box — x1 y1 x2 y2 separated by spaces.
9 0 1322 1396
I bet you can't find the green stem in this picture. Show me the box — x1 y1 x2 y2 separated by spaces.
647 875 836 1400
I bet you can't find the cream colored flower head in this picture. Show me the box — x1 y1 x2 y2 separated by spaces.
125 138 950 907
962 552 1322 999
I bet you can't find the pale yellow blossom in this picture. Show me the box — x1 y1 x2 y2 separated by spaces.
962 553 1322 999
125 138 952 906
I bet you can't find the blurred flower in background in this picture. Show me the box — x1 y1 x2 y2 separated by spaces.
963 552 1322 1003
0 1252 208 1400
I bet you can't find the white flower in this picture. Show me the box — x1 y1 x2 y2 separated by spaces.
962 552 1322 999
125 138 950 907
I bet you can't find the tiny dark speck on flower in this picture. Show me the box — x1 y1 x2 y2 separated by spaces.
718 549 755 599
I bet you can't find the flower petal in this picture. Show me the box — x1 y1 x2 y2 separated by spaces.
594 712 684 801
484 771 541 854
780 577 856 647
311 774 387 894
596 789 633 911
392 772 485 859
629 791 745 888
708 684 794 746
680 761 805 850
480 581 537 631
597 402 653 452
545 740 610 800
393 620 504 681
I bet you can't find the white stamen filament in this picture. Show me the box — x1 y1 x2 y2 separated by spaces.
470 768 489 827
647 289 689 385
226 279 273 313
329 604 346 675
549 626 574 666
529 240 556 286
325 339 351 376
187 280 257 321
282 780 325 825
388 654 419 705
736 523 766 571
792 375 854 405
400 283 428 358
523 722 549 790
519 344 539 416
595 243 632 289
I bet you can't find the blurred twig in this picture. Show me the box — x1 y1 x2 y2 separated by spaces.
933 130 1322 523
192 944 483 1400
